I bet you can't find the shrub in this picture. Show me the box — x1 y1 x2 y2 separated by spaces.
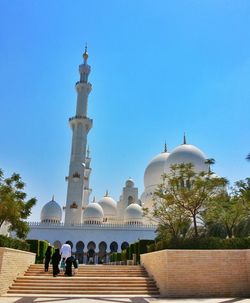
38 240 49 263
116 253 121 261
26 239 50 263
0 235 30 251
138 240 154 255
147 237 250 252
129 243 135 260
121 249 127 261
147 243 155 253
109 254 113 262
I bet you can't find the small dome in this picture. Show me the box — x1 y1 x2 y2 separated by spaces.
83 202 104 223
125 178 134 188
164 144 208 174
124 203 143 224
98 195 117 217
40 197 62 223
144 151 170 189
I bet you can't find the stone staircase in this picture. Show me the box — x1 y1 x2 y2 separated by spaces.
8 264 160 295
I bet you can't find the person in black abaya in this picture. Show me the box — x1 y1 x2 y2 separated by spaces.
44 246 52 272
65 256 78 276
51 248 61 277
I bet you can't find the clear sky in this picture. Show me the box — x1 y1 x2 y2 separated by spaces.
1 1 250 221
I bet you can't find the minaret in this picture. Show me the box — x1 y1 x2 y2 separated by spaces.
64 47 93 224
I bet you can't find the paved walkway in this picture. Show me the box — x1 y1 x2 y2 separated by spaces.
0 295 249 303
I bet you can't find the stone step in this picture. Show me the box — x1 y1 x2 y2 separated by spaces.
8 264 160 296
24 272 147 277
8 289 159 295
14 280 155 284
16 274 154 283
10 285 158 290
30 264 144 269
27 269 146 273
13 281 156 285
26 270 147 273
15 277 154 285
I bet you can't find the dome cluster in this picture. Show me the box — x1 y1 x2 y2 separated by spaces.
40 179 143 225
82 188 143 224
40 138 209 226
142 139 210 208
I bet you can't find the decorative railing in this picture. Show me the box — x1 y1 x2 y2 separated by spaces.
28 221 157 229
69 115 87 121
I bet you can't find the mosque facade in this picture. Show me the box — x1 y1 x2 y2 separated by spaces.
27 49 210 263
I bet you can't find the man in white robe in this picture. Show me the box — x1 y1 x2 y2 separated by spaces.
60 243 72 260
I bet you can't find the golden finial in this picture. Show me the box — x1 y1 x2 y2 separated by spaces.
52 195 55 201
105 190 109 197
83 43 88 61
92 196 96 203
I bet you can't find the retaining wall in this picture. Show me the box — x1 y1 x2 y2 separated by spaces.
141 249 250 297
0 247 35 295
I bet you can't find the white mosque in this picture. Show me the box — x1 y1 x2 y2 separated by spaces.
27 48 210 263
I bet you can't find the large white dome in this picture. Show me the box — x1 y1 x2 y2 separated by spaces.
124 203 143 224
83 202 104 223
164 144 208 174
98 195 117 217
40 197 62 223
144 151 170 189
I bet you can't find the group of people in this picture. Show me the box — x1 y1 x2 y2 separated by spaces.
44 243 78 277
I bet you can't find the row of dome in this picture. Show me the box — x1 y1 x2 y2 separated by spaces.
83 200 143 224
40 195 143 224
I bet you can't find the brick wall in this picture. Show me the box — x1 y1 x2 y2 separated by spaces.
0 247 36 295
141 249 250 297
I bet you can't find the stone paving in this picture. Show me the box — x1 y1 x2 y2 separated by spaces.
0 296 249 303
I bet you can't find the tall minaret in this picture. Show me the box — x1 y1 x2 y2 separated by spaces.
64 47 92 224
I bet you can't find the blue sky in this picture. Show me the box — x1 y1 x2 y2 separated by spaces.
1 1 250 221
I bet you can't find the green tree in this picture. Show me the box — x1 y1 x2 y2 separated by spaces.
204 180 250 238
154 163 227 238
0 169 36 238
144 199 191 241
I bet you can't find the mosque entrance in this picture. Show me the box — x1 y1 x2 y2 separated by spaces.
87 241 96 264
98 241 107 264
76 241 84 264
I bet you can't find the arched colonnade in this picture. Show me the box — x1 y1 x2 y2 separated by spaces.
53 240 129 264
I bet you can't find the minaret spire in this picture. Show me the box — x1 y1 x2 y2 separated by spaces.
65 50 93 225
163 141 167 153
183 132 187 144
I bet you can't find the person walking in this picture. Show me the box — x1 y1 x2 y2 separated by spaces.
44 246 52 272
65 255 78 276
51 248 61 277
60 243 71 260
